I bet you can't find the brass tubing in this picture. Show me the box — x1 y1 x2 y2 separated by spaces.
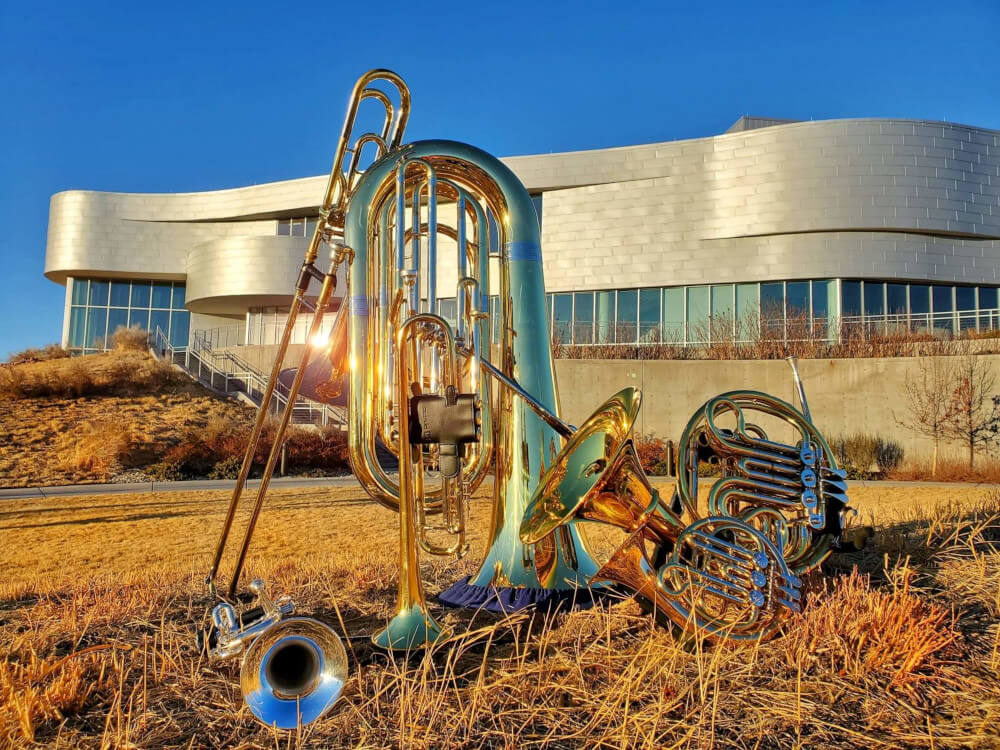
227 272 340 597
206 288 310 593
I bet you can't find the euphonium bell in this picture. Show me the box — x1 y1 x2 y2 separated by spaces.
520 388 802 642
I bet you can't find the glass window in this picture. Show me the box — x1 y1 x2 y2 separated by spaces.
710 285 734 341
639 288 660 341
979 287 998 331
85 308 107 349
596 290 615 343
170 311 190 347
662 287 684 342
957 286 976 331
277 219 291 236
107 308 128 340
152 283 172 308
150 309 170 338
886 283 907 332
293 218 307 237
128 308 149 331
172 284 186 309
786 281 809 319
69 307 86 348
574 292 594 344
553 293 572 343
305 218 317 239
616 290 638 342
711 284 734 318
979 287 998 310
841 281 861 317
909 284 930 332
131 281 151 308
110 281 130 307
89 280 109 307
932 285 954 334
686 286 709 342
886 284 907 316
736 283 759 339
71 279 89 305
863 282 884 317
760 282 784 336
810 280 836 338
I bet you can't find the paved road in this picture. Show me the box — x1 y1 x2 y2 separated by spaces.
0 475 361 500
0 475 996 500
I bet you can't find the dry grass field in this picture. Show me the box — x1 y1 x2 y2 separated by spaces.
2 482 1000 748
0 351 254 488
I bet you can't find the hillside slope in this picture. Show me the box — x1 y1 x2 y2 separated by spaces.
0 350 256 487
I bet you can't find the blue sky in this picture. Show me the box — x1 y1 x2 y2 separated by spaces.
1 0 998 356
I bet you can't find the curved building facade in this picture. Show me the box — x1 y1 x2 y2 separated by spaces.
45 116 1000 352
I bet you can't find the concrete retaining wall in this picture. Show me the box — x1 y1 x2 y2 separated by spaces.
555 355 1000 461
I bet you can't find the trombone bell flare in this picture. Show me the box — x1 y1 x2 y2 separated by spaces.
240 618 349 729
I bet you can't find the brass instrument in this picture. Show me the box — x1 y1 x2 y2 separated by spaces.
674 357 850 575
198 68 868 727
519 359 864 642
198 68 602 724
199 69 410 728
520 389 802 642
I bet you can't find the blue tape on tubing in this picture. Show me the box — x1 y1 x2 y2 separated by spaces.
506 241 542 262
349 295 369 317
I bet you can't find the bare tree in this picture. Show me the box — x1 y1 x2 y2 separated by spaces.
941 353 1000 469
896 356 956 477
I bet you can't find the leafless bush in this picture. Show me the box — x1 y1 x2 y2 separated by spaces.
109 325 149 352
552 306 1000 361
5 345 69 365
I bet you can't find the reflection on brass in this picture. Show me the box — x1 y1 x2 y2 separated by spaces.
520 376 857 643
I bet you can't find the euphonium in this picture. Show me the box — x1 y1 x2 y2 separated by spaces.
520 388 803 642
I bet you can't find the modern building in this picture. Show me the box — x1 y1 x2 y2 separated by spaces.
45 116 1000 355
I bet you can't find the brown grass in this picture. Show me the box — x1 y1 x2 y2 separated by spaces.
0 351 254 488
888 454 1000 483
0 350 351 487
1 483 999 748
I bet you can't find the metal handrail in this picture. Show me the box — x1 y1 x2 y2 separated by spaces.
182 330 345 427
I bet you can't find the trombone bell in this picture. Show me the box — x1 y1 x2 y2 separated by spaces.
241 618 349 729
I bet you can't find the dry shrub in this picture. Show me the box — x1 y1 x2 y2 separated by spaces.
554 308 1000 361
789 570 958 689
0 366 26 400
5 344 69 366
6 351 184 400
163 415 350 478
109 325 148 352
60 419 135 474
889 454 1000 483
634 434 671 476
